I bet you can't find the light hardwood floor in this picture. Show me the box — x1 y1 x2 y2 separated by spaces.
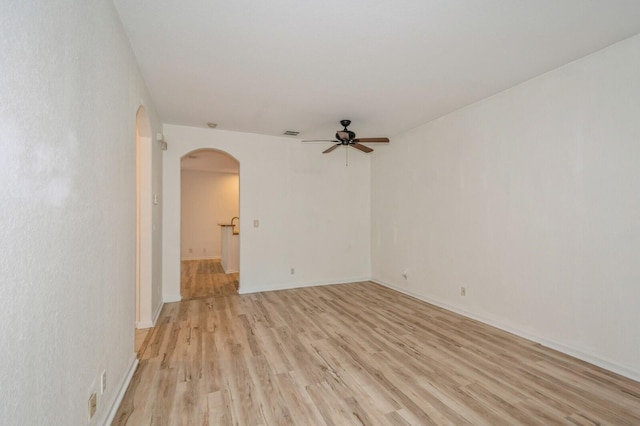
181 259 239 300
114 281 640 425
135 328 152 360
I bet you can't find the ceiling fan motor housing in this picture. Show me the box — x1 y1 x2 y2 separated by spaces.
337 119 355 143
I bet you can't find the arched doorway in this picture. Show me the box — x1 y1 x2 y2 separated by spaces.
180 149 240 299
135 106 153 329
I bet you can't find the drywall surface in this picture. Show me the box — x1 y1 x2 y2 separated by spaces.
181 170 239 259
371 34 640 380
163 125 371 300
0 0 162 424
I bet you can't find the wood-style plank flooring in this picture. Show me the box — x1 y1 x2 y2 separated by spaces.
181 259 239 300
114 281 640 425
135 328 152 359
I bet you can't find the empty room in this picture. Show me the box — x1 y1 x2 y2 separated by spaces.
1 1 639 425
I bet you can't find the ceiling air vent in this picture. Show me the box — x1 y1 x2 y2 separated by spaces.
283 130 300 136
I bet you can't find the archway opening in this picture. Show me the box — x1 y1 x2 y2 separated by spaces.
180 148 240 299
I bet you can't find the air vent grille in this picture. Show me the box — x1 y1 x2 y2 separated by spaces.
283 130 300 136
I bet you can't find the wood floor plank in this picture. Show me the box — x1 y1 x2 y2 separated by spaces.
305 380 355 425
114 276 640 425
181 259 238 301
275 371 327 425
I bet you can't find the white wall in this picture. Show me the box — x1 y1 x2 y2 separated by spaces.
372 34 640 380
0 1 162 424
163 125 371 300
181 169 239 259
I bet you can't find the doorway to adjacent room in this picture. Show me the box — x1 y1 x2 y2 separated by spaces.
180 149 240 299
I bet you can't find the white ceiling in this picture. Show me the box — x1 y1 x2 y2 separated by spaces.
114 0 640 140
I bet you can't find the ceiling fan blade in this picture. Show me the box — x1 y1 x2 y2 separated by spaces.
353 137 389 143
302 139 339 143
351 143 373 153
322 144 341 154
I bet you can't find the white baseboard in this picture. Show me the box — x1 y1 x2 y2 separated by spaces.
136 301 163 329
372 278 640 383
100 354 139 426
180 255 220 261
239 276 372 295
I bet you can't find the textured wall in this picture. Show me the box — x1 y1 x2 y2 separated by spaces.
0 0 161 423
371 34 640 380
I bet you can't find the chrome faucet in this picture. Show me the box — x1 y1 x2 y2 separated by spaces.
231 217 239 227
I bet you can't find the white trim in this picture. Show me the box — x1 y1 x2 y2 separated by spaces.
136 320 152 329
100 355 139 426
136 300 164 329
372 278 640 383
180 255 221 261
239 276 372 295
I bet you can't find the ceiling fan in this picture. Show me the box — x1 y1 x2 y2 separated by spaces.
303 120 389 153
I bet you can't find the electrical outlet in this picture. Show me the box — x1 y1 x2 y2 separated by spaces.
203 248 207 253
253 219 260 228
460 286 466 296
290 268 295 275
88 392 97 420
100 370 107 394
402 269 408 279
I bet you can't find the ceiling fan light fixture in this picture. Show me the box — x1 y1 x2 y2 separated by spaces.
207 122 218 128
336 130 354 141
